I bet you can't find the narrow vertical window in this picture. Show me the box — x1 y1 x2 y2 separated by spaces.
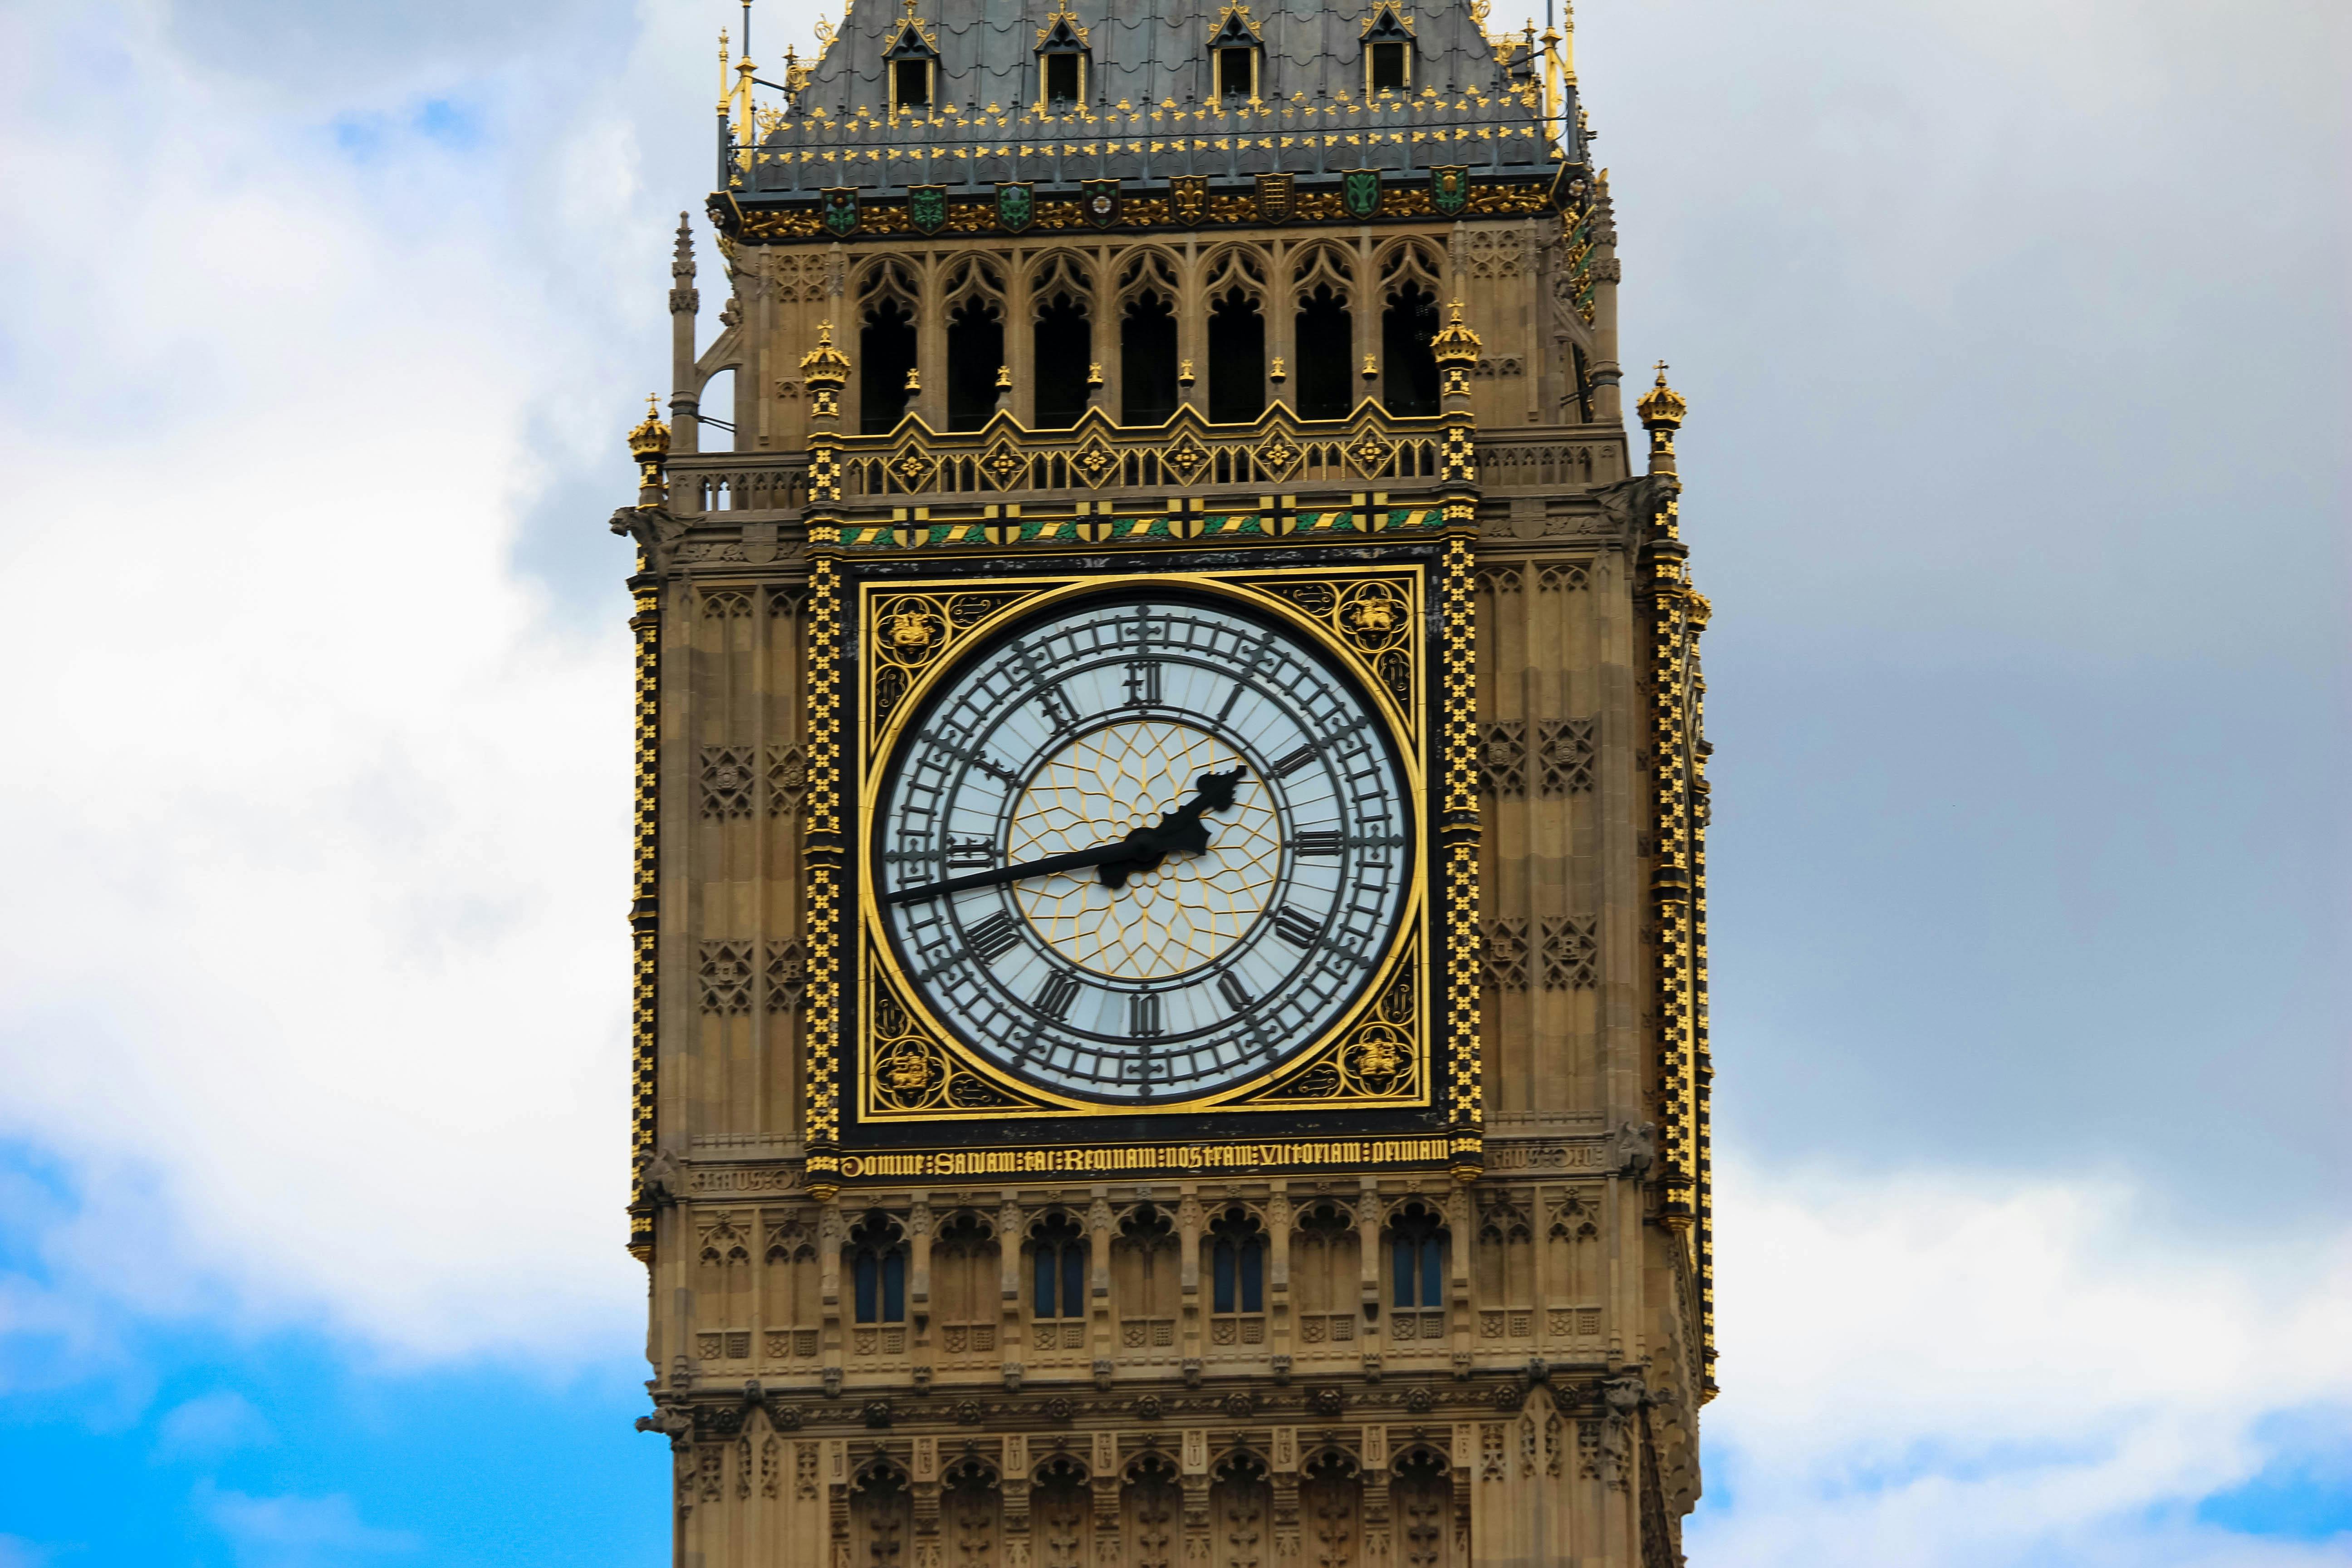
1207 1207 1264 1317
1389 1204 1446 1309
1045 51 1080 105
1032 1214 1087 1317
1370 42 1406 92
893 57 931 108
1217 47 1254 100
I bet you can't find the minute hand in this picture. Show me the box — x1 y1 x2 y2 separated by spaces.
884 765 1246 906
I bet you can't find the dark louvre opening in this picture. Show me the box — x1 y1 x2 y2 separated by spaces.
892 58 930 109
1294 285 1352 419
946 299 1003 431
1217 46 1253 101
1044 51 1080 106
1121 290 1179 426
1572 342 1594 423
1381 281 1441 416
859 299 916 434
1207 290 1264 424
1032 294 1092 430
1371 41 1406 92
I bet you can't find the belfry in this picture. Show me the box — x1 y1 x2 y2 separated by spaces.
611 1 1714 1562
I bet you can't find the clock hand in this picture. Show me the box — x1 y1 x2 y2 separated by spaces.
883 840 1167 905
883 766 1249 905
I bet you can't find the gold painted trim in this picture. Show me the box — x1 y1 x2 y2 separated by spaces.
625 574 661 1261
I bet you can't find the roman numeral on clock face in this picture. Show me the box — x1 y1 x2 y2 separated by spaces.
965 911 1023 963
1034 970 1080 1020
1272 906 1320 950
1292 830 1344 857
946 837 993 867
1122 660 1161 707
1130 992 1164 1039
1037 681 1082 734
1217 972 1254 1013
1269 743 1318 778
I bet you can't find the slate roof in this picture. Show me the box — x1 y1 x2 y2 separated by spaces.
734 0 1584 196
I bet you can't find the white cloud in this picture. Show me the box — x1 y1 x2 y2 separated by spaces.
1689 1158 2352 1563
201 1484 415 1568
157 1390 277 1461
0 2 662 1362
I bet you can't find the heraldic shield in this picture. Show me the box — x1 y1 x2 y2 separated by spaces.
995 181 1035 232
1081 179 1119 229
1342 168 1382 220
1431 166 1469 216
1254 172 1293 223
821 186 859 236
909 185 949 235
1170 175 1208 226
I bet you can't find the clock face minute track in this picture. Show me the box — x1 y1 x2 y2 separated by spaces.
871 594 1414 1103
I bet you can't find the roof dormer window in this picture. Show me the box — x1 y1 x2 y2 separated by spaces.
1208 10 1262 104
883 11 939 113
893 57 932 109
1035 12 1089 110
1362 7 1415 97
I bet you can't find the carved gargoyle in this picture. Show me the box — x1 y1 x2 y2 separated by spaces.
635 1403 695 1449
1587 472 1680 536
638 1146 687 1206
1609 1120 1658 1179
608 504 685 573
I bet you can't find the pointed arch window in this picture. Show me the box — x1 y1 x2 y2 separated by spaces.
1209 11 1262 104
1036 10 1091 110
1362 7 1416 97
845 1211 907 1324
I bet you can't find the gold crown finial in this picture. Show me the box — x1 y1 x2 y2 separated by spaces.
627 394 671 462
1637 361 1686 429
1429 299 1482 366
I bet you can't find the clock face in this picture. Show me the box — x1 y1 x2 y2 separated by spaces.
871 592 1415 1102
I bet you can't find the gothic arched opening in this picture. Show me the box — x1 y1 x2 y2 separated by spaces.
1381 281 1441 416
1033 294 1093 429
1391 1450 1453 1568
1207 290 1264 424
1209 1453 1271 1568
1294 285 1353 420
946 298 1004 431
860 299 916 434
1122 290 1179 426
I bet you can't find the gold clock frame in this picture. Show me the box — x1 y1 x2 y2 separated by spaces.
850 566 1435 1122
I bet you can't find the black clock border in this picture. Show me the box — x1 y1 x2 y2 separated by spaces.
830 539 1463 1175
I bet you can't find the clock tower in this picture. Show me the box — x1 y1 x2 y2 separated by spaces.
612 2 1713 1564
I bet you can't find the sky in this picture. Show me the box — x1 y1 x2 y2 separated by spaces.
0 0 2344 1563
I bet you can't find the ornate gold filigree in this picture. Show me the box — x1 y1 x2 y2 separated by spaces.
1256 957 1421 1103
869 977 1029 1113
1265 573 1417 710
870 588 1038 721
1252 431 1301 479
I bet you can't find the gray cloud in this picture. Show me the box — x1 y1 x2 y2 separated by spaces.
1573 0 2348 1222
